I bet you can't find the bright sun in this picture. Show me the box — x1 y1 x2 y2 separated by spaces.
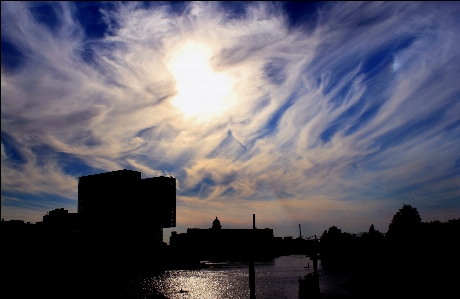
168 42 234 120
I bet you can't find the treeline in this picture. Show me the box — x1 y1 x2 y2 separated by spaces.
319 205 460 298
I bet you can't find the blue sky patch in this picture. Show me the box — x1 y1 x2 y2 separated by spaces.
30 4 61 34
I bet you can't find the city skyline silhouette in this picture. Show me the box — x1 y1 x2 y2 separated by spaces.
3 172 459 298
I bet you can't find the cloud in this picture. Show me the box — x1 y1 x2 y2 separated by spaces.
1 145 78 199
1 2 459 236
126 158 163 178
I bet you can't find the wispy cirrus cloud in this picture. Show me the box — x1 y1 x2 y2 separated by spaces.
1 2 459 236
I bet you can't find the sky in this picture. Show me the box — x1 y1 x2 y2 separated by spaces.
2 2 460 242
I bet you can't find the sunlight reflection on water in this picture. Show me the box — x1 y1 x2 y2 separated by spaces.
128 255 352 298
150 255 319 299
152 266 250 299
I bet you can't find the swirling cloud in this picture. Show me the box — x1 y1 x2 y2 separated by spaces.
2 2 459 237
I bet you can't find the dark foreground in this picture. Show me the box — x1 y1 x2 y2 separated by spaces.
4 217 460 298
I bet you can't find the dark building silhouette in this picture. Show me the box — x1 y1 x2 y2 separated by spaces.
1 219 37 236
41 208 78 233
170 217 274 261
212 216 222 229
78 169 176 242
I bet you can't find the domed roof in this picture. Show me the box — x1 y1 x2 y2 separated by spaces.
212 217 222 229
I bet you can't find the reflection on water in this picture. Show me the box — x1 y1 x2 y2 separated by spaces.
153 266 250 299
120 256 352 298
142 255 351 299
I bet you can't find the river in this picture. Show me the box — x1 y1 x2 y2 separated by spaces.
121 255 352 298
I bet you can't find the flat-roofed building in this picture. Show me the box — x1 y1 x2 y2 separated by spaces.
170 217 274 261
78 169 175 243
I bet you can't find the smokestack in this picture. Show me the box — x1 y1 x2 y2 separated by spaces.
253 214 256 229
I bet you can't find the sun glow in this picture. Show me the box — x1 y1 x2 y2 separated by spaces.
168 43 234 120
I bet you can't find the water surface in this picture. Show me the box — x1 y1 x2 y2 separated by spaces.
136 255 352 299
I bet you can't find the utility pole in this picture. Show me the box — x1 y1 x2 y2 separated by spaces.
313 235 318 277
249 214 256 299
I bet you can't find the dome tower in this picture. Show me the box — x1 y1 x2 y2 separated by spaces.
212 217 222 229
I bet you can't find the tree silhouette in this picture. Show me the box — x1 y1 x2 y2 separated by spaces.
369 224 375 233
387 204 421 240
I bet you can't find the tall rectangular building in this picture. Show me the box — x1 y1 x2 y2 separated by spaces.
78 169 176 241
